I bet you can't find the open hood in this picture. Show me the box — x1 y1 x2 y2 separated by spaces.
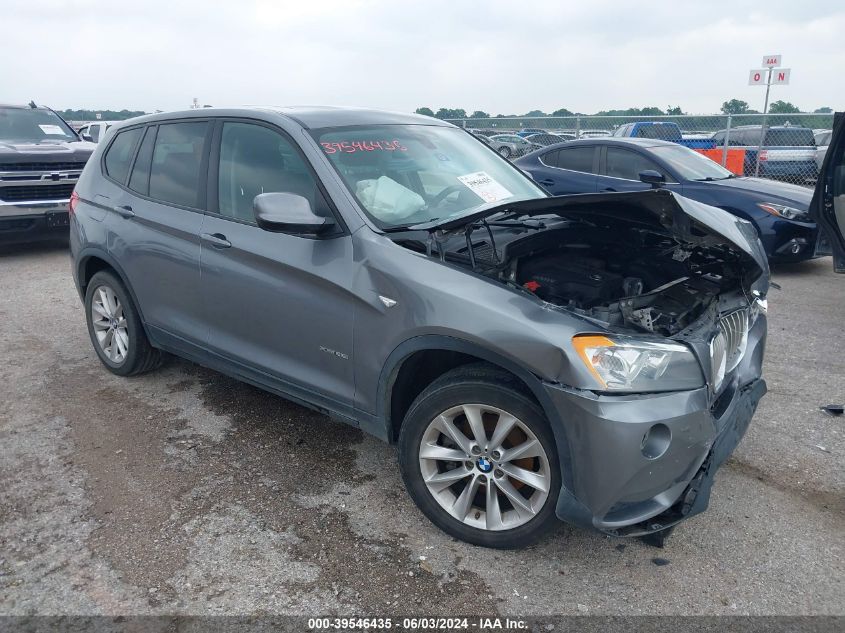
411 189 769 282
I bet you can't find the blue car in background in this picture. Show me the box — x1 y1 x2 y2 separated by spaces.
514 138 818 262
516 128 546 138
613 121 717 149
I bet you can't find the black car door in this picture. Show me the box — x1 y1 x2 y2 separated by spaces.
811 112 845 272
531 145 599 194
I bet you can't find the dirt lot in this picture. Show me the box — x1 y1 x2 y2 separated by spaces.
0 242 842 617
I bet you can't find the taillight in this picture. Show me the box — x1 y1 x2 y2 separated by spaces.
758 150 768 162
69 190 79 215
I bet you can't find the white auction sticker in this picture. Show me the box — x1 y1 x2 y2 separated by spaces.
38 124 64 135
457 171 513 203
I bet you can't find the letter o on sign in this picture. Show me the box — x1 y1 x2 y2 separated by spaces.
749 69 767 85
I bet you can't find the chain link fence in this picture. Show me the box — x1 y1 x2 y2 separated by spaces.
447 113 834 187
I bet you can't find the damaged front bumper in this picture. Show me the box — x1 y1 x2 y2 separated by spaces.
545 314 767 536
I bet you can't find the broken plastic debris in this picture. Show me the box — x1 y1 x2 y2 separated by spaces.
820 404 844 416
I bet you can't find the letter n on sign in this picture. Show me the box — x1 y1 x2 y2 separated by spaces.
771 69 791 85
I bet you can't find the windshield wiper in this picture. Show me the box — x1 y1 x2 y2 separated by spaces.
694 175 734 181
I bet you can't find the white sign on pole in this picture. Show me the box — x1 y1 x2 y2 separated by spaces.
748 69 767 85
762 55 782 68
771 68 791 85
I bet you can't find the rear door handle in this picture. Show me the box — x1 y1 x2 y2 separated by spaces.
602 187 617 192
201 232 231 249
539 179 555 187
112 204 135 218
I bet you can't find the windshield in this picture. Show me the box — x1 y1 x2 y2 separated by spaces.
0 107 77 143
315 125 545 228
650 145 734 181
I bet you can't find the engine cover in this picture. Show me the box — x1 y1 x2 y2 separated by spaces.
518 254 625 308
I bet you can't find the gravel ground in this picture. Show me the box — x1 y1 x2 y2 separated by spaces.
0 242 842 617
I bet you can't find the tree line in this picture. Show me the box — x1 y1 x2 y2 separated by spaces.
415 101 832 119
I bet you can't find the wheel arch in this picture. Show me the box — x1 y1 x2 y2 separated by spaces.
379 335 576 513
76 248 154 342
379 335 570 452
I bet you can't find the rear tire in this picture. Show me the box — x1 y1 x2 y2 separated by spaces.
498 146 512 158
398 363 561 548
84 270 163 376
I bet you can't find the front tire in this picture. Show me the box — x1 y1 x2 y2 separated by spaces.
497 146 512 158
398 364 561 548
84 270 163 376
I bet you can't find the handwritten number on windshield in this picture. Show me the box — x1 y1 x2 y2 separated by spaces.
321 140 408 154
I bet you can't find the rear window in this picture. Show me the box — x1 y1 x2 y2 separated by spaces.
128 126 156 195
764 128 814 146
553 146 595 173
634 124 679 140
148 121 208 208
104 127 143 184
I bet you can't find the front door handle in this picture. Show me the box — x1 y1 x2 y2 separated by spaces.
539 179 555 187
201 232 232 249
112 205 135 218
602 187 617 192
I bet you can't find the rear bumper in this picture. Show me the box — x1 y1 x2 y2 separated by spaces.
546 316 767 535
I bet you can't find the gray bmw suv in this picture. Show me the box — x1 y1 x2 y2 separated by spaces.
70 107 771 548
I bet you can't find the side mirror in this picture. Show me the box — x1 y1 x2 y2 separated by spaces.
80 132 93 142
253 192 335 236
639 170 666 189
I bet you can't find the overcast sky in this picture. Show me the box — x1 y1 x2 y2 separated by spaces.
4 0 843 115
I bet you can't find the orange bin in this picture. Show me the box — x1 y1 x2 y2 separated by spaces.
694 148 745 176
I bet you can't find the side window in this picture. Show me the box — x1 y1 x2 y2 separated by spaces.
148 121 208 208
712 131 724 144
217 122 328 223
606 147 663 180
104 127 143 184
745 130 761 146
554 146 595 173
541 150 560 167
128 126 156 195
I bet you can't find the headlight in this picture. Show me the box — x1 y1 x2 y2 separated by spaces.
757 202 811 222
572 335 704 392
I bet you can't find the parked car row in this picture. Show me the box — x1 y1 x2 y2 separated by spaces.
476 132 576 158
485 121 829 184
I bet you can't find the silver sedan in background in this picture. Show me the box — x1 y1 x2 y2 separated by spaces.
487 133 535 158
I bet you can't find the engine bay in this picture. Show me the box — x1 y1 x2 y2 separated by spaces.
395 214 753 336
502 225 735 335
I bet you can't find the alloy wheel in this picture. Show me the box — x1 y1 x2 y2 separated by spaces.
90 285 129 364
418 404 551 531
